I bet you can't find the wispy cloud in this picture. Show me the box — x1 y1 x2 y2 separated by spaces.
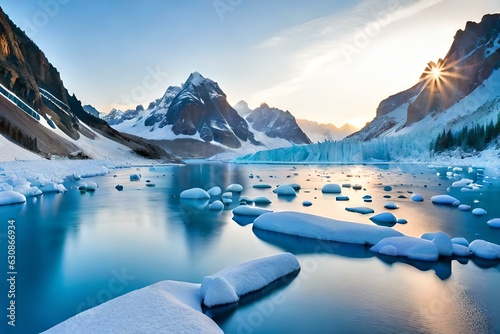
253 0 444 104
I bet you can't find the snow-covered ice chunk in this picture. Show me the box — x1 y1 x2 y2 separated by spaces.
452 243 470 257
40 183 67 194
13 183 42 197
458 204 471 211
253 196 272 205
429 232 453 257
370 236 439 262
451 237 469 247
384 202 399 210
233 206 272 217
254 211 402 245
321 184 341 194
226 184 243 193
302 200 313 207
411 194 424 202
42 280 222 334
0 190 26 206
487 218 500 228
451 178 473 188
209 200 224 211
222 192 233 199
86 182 98 191
273 185 296 196
208 186 222 197
129 174 141 181
336 195 349 201
345 207 374 215
200 253 300 307
370 212 397 225
253 183 272 189
180 188 210 199
431 195 460 206
469 240 500 260
472 208 487 216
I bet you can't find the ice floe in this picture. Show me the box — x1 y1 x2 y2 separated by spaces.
0 190 26 206
180 188 210 199
487 218 500 228
321 184 341 194
273 185 297 196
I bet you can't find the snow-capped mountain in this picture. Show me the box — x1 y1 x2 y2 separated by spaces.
105 73 311 158
0 7 174 161
350 13 500 142
296 119 358 142
82 104 100 118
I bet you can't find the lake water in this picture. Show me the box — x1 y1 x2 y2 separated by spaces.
1 162 499 334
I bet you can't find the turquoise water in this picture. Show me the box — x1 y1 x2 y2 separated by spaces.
0 162 499 333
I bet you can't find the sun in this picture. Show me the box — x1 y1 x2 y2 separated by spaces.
430 66 442 80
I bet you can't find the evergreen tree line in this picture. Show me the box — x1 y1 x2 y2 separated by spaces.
433 113 500 152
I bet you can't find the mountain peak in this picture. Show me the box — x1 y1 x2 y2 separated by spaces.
186 71 206 86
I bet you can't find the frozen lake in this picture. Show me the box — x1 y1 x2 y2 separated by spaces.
1 162 499 333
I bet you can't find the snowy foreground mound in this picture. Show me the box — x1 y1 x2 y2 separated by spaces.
43 253 299 333
42 281 222 334
201 253 300 307
253 211 403 245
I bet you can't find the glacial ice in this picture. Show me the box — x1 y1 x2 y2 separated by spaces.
0 190 26 206
180 188 210 199
253 211 403 245
200 253 300 307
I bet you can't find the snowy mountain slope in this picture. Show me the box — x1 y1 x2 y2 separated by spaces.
296 119 358 142
105 73 311 158
0 7 174 161
351 13 500 142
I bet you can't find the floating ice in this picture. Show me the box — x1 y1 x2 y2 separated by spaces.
86 182 98 191
336 195 349 201
130 174 141 181
383 186 392 191
226 184 243 193
345 207 374 214
452 244 470 257
302 200 313 207
180 188 210 199
273 185 296 196
253 211 402 245
253 196 272 205
411 194 424 202
421 232 453 257
115 184 124 191
451 178 473 188
222 198 233 205
352 184 362 190
222 192 233 199
207 186 222 197
40 183 67 194
397 218 408 224
431 195 460 206
487 218 500 228
451 237 469 247
0 190 26 206
321 184 341 194
42 280 223 334
384 202 399 210
472 208 487 216
370 212 397 225
200 253 300 307
209 200 224 211
233 206 272 217
370 236 439 262
239 196 253 204
13 183 42 197
458 204 471 211
469 240 500 260
253 183 272 189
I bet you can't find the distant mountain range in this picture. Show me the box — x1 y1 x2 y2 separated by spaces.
350 13 500 142
102 72 314 158
0 7 175 161
296 119 358 142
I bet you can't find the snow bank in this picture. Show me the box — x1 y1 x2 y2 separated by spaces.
253 211 403 245
0 190 26 206
233 206 272 217
42 281 222 334
200 253 300 307
180 188 210 199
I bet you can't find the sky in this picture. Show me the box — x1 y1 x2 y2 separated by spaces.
2 0 499 128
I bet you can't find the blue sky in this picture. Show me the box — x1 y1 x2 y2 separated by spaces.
2 0 499 127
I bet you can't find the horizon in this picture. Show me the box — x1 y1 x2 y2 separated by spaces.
1 1 499 128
